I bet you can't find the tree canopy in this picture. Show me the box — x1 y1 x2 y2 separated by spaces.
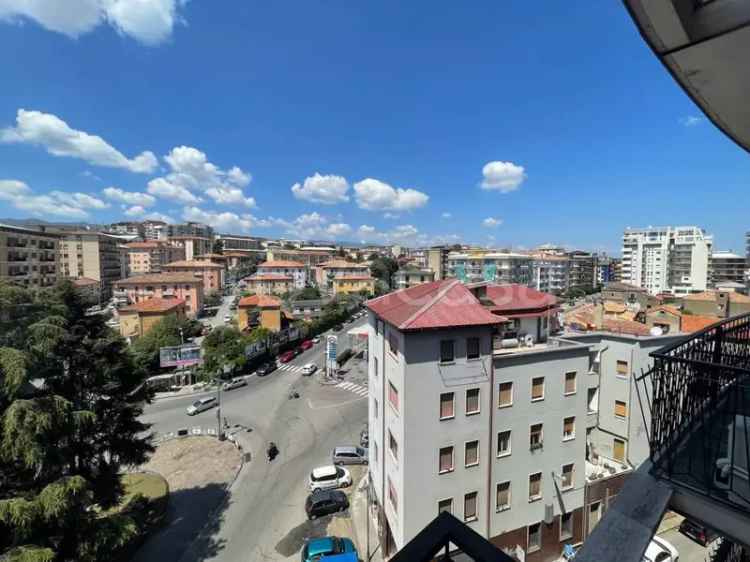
130 314 202 376
201 326 251 377
211 239 224 254
369 256 399 289
0 281 153 561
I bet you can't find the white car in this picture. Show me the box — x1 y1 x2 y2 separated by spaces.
223 314 232 323
302 363 317 376
222 377 247 391
642 536 679 562
312 336 321 344
308 465 352 491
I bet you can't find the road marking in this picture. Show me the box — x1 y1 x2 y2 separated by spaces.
306 396 366 410
335 381 368 397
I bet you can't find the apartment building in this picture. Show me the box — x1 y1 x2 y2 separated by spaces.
393 268 436 290
266 247 336 268
316 259 371 291
118 296 186 340
566 251 598 291
447 251 533 286
0 224 60 288
216 233 263 251
256 260 307 290
244 273 295 296
124 241 184 275
682 290 750 319
59 231 123 299
167 221 214 240
366 280 678 561
427 246 451 280
331 275 376 296
108 221 145 238
621 226 712 296
113 272 203 317
530 253 569 295
168 236 211 261
163 260 225 293
595 256 620 286
710 250 746 288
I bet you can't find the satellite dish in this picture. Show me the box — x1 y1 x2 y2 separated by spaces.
650 326 663 336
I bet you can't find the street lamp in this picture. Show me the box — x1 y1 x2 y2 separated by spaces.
216 362 232 440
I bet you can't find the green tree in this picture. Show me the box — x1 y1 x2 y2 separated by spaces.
369 256 399 289
201 326 251 377
0 281 153 561
295 287 321 300
211 239 224 255
131 314 201 375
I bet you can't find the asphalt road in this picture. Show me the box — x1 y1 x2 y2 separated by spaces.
140 312 370 562
657 527 711 562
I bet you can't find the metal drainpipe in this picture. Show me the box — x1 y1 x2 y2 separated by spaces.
486 336 494 540
381 320 387 555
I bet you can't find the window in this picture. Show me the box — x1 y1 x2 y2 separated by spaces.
498 382 513 408
373 397 378 419
561 463 574 490
465 441 479 467
388 477 398 513
613 438 626 463
587 388 598 413
467 337 480 360
440 340 455 363
530 423 543 450
496 481 511 511
615 400 627 419
560 512 573 540
440 392 455 420
373 356 378 379
529 472 542 501
438 498 452 515
466 388 480 415
528 522 542 552
388 381 399 412
497 430 512 457
588 501 601 531
373 441 378 467
616 360 629 377
531 377 545 401
388 332 399 356
389 430 398 461
564 371 577 395
439 446 454 474
563 417 575 441
464 492 478 522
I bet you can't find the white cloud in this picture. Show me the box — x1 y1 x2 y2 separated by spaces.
383 212 399 220
326 223 352 237
1 109 157 173
480 161 526 192
269 212 352 240
103 186 156 207
0 0 187 45
124 205 146 217
148 145 254 206
358 225 376 235
182 206 255 234
353 178 429 211
291 173 349 205
482 217 502 228
390 224 418 239
679 115 704 127
0 179 107 219
142 211 174 223
441 212 452 219
147 177 201 204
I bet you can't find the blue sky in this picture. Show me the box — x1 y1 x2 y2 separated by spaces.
0 1 748 254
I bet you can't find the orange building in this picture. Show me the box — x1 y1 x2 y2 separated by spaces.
114 272 203 317
163 260 224 293
119 297 186 339
237 294 282 332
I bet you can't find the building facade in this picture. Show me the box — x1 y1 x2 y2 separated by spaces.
0 224 60 288
237 294 282 332
316 260 371 291
113 272 203 317
125 241 184 276
59 231 123 299
332 275 376 296
621 226 712 296
427 246 451 280
710 250 746 287
530 254 570 295
163 260 225 293
266 247 336 268
244 273 294 296
168 236 212 261
393 268 436 290
167 222 214 240
216 233 264 251
256 260 307 290
566 251 598 291
118 297 186 340
447 251 533 286
108 221 145 238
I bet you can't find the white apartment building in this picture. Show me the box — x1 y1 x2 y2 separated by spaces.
530 254 569 295
447 251 533 286
366 280 678 562
256 260 308 289
621 226 712 296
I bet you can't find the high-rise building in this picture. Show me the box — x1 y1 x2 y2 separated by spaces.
530 253 570 294
168 222 214 240
59 231 123 299
621 226 712 296
143 220 168 240
566 251 598 291
447 250 532 286
108 221 145 238
710 250 746 288
124 241 185 276
595 255 620 286
216 233 263 251
0 224 60 288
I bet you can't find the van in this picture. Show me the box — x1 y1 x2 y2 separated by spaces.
186 396 217 415
332 446 368 465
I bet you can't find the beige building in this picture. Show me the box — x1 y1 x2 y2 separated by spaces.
237 294 282 333
114 272 204 317
266 247 336 268
331 275 376 296
682 290 750 319
244 273 294 296
119 296 186 340
164 260 224 293
0 224 60 288
393 268 436 290
59 231 123 299
168 236 211 261
316 259 370 291
125 241 184 275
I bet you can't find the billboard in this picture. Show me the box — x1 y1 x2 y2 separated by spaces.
245 339 268 360
159 345 202 368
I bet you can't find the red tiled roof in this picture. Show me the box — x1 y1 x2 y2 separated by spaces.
483 284 557 313
684 290 750 304
366 279 505 332
681 314 722 333
165 260 223 269
258 260 305 268
601 319 651 336
115 272 201 285
239 295 281 308
120 297 185 313
248 274 293 281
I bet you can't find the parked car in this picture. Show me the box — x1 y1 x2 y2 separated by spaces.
223 314 232 323
186 396 217 415
333 324 343 332
360 428 369 448
301 535 356 560
642 536 679 562
279 350 295 363
257 362 277 376
679 518 719 547
304 490 349 521
300 339 313 351
312 336 321 344
294 346 305 356
332 446 368 465
222 377 247 391
308 465 352 491
301 363 317 376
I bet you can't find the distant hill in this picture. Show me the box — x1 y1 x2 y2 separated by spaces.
0 218 105 230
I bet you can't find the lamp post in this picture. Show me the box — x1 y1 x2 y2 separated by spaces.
216 362 231 440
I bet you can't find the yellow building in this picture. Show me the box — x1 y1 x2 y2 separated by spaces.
332 275 376 296
245 273 294 296
118 297 186 340
237 294 282 332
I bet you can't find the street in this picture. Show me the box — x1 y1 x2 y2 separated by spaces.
140 309 371 562
656 527 711 562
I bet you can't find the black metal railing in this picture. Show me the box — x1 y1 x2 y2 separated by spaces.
708 538 750 562
643 312 750 512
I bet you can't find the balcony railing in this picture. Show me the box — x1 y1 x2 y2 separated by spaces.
641 312 750 514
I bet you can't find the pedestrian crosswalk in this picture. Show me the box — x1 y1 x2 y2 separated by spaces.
335 381 368 397
277 363 305 373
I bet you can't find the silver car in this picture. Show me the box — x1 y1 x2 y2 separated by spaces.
332 446 368 465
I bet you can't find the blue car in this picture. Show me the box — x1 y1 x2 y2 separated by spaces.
301 536 356 562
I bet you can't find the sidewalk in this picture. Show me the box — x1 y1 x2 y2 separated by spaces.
349 474 384 562
153 383 217 401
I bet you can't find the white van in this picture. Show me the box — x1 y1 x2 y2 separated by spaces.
186 396 217 416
